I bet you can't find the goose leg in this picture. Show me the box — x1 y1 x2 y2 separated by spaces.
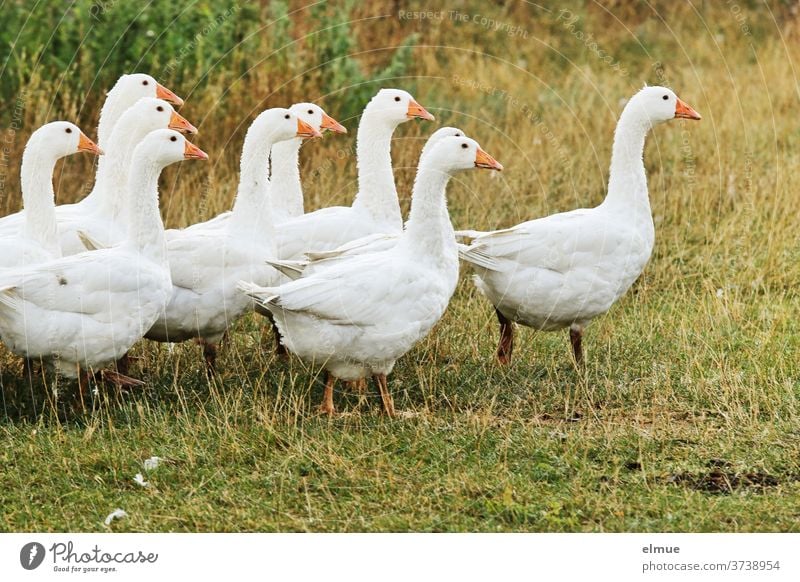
569 326 584 367
23 358 38 382
373 373 396 417
116 353 130 376
496 308 514 365
272 322 287 357
202 341 217 374
319 372 336 415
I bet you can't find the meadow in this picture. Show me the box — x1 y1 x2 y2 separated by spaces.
2 0 800 532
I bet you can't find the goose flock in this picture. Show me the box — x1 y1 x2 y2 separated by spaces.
0 73 700 416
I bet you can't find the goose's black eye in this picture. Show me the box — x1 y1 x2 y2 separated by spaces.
308 109 313 115
285 114 290 119
157 106 164 112
65 128 72 134
461 143 468 149
394 96 401 102
662 95 668 100
143 80 149 86
455 133 461 137
170 136 177 142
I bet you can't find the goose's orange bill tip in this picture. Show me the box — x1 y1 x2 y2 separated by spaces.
297 118 323 139
77 132 104 155
407 99 435 121
183 140 209 161
156 82 184 107
675 97 701 120
321 113 347 134
475 147 503 171
169 111 198 135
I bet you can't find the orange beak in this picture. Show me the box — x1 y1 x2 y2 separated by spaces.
169 111 198 135
183 139 208 161
320 112 347 134
297 118 323 139
675 97 701 120
77 132 104 156
475 147 503 171
156 82 184 107
407 99 435 121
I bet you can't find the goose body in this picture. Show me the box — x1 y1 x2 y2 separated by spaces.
240 135 502 414
0 130 206 377
145 110 321 367
458 86 701 364
0 122 101 268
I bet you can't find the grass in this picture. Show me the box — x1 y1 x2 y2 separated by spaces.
2 1 800 532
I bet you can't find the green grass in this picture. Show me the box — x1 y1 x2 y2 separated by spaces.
2 1 800 532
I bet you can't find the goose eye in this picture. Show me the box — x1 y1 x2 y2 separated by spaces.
461 143 468 149
65 128 72 134
308 109 313 115
394 96 401 102
170 136 177 142
662 95 668 100
284 114 290 119
157 106 164 112
455 133 461 136
143 80 149 86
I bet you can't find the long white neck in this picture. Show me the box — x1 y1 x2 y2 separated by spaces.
227 125 280 250
601 109 653 222
96 84 129 151
399 162 454 261
19 141 61 257
351 112 402 229
84 123 133 219
269 137 304 221
126 156 167 264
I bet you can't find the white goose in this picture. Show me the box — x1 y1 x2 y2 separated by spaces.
0 130 207 387
272 88 434 260
458 86 700 365
96 73 184 150
144 109 321 370
58 98 196 254
270 103 347 222
270 127 468 278
0 122 102 268
239 135 502 416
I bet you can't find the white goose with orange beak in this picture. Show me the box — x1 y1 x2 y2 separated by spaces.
239 135 502 416
0 122 101 268
144 109 322 371
271 88 435 260
457 86 701 366
0 130 207 387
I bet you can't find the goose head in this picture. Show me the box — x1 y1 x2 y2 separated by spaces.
290 103 347 135
426 136 503 175
135 129 208 168
420 127 466 160
365 89 435 126
114 73 184 107
27 121 103 159
114 98 197 143
251 108 323 143
626 86 701 126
